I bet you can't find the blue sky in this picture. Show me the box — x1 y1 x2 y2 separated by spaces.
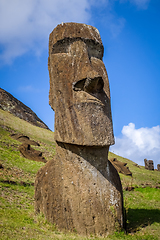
0 0 160 167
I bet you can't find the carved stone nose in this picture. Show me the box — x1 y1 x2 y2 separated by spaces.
70 40 101 84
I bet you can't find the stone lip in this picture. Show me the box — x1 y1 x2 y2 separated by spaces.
0 87 50 130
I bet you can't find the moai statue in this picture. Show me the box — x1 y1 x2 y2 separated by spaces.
157 164 160 171
144 158 148 169
144 159 154 170
109 158 132 176
148 160 154 170
35 23 124 237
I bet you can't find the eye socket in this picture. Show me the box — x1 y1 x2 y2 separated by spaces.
51 38 103 59
51 38 71 54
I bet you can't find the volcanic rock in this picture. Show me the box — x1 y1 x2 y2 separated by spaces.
35 22 124 237
144 158 154 170
35 142 123 236
109 158 132 176
0 87 49 130
19 143 46 163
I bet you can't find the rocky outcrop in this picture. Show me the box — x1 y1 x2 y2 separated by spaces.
35 22 124 237
0 88 49 130
109 158 132 176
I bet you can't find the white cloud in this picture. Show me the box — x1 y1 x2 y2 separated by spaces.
0 0 150 64
120 0 150 9
106 14 125 38
130 0 150 9
110 123 160 168
0 0 91 64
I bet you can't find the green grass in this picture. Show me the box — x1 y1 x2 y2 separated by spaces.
0 109 160 239
125 187 160 232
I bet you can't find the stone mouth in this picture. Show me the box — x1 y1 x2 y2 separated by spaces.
85 99 105 106
71 100 105 108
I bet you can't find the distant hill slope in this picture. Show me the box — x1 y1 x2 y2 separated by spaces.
0 108 160 239
0 87 49 130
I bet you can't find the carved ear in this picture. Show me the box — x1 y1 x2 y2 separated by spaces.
72 79 85 91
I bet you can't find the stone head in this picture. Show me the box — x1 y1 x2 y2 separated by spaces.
148 160 154 170
48 22 114 146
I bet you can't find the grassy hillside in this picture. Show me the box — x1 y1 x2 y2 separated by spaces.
108 152 160 189
0 109 160 239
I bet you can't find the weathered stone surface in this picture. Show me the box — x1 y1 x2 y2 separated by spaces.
19 143 46 163
35 142 123 236
11 133 40 146
144 159 154 170
157 164 160 171
109 158 132 176
0 88 49 130
49 22 114 146
35 22 124 236
10 133 46 162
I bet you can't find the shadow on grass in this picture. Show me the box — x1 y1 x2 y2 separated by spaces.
127 208 160 232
